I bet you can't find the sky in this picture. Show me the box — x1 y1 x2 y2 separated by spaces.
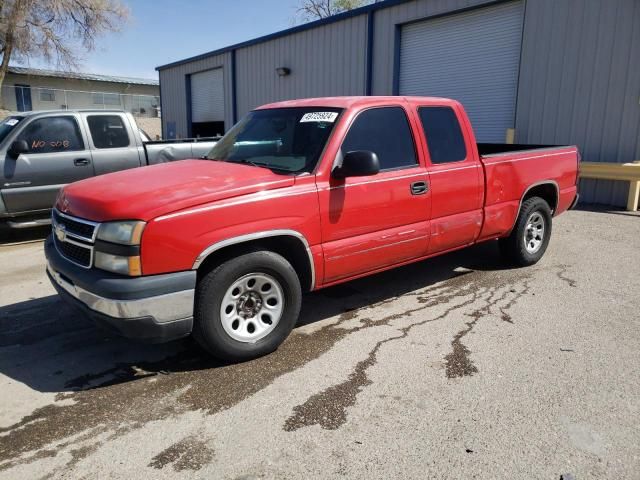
16 0 305 80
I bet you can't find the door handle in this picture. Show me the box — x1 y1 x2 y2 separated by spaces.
410 181 428 195
74 158 90 166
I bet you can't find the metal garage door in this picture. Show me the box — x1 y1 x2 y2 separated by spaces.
191 68 224 123
399 1 524 142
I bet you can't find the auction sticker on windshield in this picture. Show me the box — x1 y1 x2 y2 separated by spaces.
300 112 339 123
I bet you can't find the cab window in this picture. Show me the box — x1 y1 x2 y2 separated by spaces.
17 116 84 154
341 107 417 171
418 107 467 164
87 115 130 149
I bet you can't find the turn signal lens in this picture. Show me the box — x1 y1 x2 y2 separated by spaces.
128 256 142 277
95 252 142 276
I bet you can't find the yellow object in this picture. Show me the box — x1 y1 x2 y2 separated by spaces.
505 128 515 144
128 256 142 276
579 161 640 211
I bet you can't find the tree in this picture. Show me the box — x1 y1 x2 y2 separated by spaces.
296 0 376 21
0 0 129 106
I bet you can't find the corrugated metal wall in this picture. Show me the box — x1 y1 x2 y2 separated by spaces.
516 0 640 206
190 68 225 123
235 15 368 117
370 0 495 95
398 1 524 142
158 53 233 138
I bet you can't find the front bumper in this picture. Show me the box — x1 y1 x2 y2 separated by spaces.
45 236 196 343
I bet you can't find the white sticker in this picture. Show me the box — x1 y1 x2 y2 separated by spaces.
300 112 339 123
5 119 19 126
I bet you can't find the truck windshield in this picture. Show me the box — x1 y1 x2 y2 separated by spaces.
0 116 24 144
206 107 342 173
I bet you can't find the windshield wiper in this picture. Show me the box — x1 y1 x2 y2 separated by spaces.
233 158 263 168
226 159 291 174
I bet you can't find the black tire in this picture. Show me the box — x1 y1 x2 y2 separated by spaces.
193 250 302 362
499 196 552 267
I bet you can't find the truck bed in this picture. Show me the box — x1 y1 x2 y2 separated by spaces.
144 137 220 164
477 143 559 156
477 144 579 242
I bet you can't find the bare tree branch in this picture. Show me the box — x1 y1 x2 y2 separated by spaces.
0 0 129 107
296 0 376 21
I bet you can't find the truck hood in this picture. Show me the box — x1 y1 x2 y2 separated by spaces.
58 159 296 222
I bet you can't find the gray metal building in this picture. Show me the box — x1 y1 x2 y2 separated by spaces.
156 0 639 206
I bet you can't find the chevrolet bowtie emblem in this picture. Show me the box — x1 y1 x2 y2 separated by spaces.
55 223 67 242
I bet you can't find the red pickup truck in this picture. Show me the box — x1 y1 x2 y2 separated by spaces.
45 96 579 361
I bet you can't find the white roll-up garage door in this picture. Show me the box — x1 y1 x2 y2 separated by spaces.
399 1 524 142
191 68 224 123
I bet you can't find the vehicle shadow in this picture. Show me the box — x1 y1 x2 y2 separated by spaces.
0 225 50 245
575 203 640 218
0 241 508 395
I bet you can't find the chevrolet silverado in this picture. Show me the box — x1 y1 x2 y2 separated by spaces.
45 97 579 361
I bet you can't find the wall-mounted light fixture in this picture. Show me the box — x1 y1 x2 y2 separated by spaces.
276 67 291 77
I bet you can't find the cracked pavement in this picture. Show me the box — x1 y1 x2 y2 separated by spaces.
0 208 639 479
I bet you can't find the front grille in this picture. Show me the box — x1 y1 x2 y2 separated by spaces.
52 209 99 268
52 209 97 240
54 237 92 267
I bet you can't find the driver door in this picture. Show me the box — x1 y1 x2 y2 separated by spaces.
318 106 431 284
1 115 93 213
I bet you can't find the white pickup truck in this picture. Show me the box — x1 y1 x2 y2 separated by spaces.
0 109 218 229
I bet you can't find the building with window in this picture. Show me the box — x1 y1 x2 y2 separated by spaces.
157 0 639 207
2 66 160 118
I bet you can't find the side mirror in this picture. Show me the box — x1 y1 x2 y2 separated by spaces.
7 140 29 158
332 150 380 179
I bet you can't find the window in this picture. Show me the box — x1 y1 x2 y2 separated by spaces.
17 116 84 154
341 107 417 170
39 89 55 102
418 107 467 164
0 116 24 144
92 92 121 106
207 107 341 173
87 115 130 148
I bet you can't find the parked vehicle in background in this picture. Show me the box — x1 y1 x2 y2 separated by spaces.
0 110 218 229
45 96 579 362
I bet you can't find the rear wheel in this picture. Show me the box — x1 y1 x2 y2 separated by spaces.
194 250 302 361
499 196 552 267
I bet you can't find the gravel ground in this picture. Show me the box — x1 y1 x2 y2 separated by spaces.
0 208 638 479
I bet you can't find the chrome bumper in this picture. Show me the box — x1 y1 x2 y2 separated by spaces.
47 263 194 323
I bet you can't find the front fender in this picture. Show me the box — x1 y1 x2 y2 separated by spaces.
138 186 322 276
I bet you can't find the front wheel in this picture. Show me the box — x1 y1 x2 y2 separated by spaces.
499 196 552 267
194 250 302 361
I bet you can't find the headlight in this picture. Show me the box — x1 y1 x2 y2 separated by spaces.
94 220 145 276
97 221 145 245
94 252 142 276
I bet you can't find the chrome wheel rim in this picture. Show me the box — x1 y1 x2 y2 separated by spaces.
524 211 545 254
220 273 284 343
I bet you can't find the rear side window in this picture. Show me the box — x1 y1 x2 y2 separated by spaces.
418 107 467 164
341 107 417 170
87 115 130 148
17 116 84 153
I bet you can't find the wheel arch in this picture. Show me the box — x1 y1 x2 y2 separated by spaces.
193 230 315 291
521 181 559 214
503 181 558 237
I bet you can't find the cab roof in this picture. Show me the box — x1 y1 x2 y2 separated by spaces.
256 96 459 111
